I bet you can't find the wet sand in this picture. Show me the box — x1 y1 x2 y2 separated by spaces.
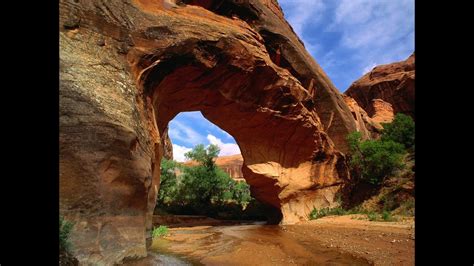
150 222 370 265
127 215 414 265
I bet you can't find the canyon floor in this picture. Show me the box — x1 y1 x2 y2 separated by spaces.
286 215 415 265
127 215 414 265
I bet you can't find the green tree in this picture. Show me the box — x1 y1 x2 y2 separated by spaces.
232 181 252 209
156 144 254 215
347 131 363 152
180 165 228 204
157 158 180 205
347 132 405 185
181 144 228 205
185 144 220 170
381 113 415 149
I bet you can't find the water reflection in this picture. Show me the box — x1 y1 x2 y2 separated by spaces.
144 222 370 265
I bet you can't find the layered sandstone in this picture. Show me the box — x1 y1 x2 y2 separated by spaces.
162 130 174 160
371 99 395 125
342 95 381 139
345 53 415 119
342 95 395 138
216 154 244 181
60 0 360 264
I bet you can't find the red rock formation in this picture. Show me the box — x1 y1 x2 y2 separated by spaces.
216 154 245 181
162 130 173 160
343 95 395 138
345 53 415 119
371 98 395 125
60 0 360 263
342 95 381 139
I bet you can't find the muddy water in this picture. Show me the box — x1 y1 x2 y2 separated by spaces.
139 222 370 265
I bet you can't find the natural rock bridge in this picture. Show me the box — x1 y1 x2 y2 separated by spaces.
60 0 364 263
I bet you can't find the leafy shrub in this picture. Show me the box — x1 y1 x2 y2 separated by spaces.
152 225 169 238
60 216 74 252
367 212 378 221
382 210 394 221
347 131 405 185
309 208 321 220
309 206 397 222
381 113 415 149
363 211 396 222
347 204 372 215
309 207 347 220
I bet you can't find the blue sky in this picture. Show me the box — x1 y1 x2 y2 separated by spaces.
279 0 414 91
169 0 414 161
169 112 240 161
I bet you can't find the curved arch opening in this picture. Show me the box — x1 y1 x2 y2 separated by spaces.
153 111 282 223
136 36 346 229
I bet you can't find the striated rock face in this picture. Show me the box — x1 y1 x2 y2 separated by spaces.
343 95 395 138
162 130 173 160
342 95 380 139
345 53 415 119
60 0 360 264
216 154 245 181
371 98 395 125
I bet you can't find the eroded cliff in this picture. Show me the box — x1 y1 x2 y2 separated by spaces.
345 53 415 120
60 0 362 263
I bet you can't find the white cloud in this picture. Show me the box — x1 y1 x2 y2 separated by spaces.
172 135 240 162
332 0 414 59
168 120 206 146
278 0 326 45
207 134 241 156
334 0 374 25
172 144 192 162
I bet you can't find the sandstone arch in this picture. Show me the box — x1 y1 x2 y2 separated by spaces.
60 0 361 263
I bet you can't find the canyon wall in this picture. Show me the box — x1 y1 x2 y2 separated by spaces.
60 0 363 263
345 53 415 120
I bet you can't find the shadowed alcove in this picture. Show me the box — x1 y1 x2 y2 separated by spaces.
135 37 349 231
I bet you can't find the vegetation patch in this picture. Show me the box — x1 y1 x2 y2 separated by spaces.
309 207 346 220
347 131 405 185
60 216 78 265
152 225 169 238
309 205 398 222
380 113 415 149
342 114 415 220
156 144 262 220
60 216 74 252
346 113 414 186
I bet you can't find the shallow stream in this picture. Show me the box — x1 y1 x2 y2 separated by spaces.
126 219 370 265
